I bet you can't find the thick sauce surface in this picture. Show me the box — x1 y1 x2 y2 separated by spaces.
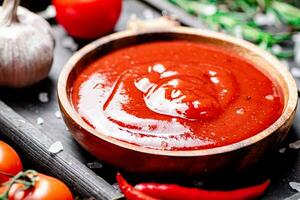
72 41 284 150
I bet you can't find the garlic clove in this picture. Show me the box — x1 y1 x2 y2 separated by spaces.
0 0 55 88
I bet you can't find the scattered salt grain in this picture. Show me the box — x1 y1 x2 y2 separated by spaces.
87 161 103 169
279 148 286 153
19 119 26 123
55 111 62 119
291 67 300 78
143 9 154 20
62 37 78 51
36 117 44 125
49 141 63 155
289 140 300 149
289 182 300 192
38 92 49 103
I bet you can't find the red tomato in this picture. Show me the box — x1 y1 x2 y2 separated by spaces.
53 0 122 39
0 141 23 183
0 173 73 200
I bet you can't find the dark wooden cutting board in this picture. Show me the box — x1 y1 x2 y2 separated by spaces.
0 0 299 199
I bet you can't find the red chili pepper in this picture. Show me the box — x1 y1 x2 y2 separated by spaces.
116 173 159 200
135 179 270 200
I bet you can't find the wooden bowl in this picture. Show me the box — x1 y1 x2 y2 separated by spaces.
57 26 298 176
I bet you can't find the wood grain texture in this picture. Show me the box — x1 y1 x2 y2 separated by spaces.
285 192 300 200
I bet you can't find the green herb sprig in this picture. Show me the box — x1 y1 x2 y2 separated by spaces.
169 0 300 58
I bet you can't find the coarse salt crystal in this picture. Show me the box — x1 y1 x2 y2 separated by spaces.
87 161 103 169
38 92 49 103
49 141 63 155
143 9 154 20
289 182 300 192
289 140 300 149
37 117 44 125
279 148 286 153
55 111 62 119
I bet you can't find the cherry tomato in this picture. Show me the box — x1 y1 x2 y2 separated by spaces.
53 0 122 39
0 172 73 200
0 141 22 183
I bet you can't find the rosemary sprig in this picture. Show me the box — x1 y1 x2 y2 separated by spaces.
269 1 300 30
169 0 296 58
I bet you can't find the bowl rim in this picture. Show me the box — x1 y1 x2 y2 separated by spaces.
57 26 298 157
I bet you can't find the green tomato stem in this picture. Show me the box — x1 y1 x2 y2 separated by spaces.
0 170 38 200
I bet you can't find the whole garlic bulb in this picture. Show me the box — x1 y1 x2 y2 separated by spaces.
0 0 55 88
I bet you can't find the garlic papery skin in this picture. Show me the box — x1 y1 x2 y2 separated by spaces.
0 0 55 88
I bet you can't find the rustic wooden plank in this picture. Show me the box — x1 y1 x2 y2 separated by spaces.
0 100 123 200
285 192 300 200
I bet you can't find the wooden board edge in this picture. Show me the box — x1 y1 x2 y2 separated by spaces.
0 100 123 200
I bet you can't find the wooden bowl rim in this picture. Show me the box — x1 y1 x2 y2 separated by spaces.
57 27 298 157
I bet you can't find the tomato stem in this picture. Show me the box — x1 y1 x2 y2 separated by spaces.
0 170 38 200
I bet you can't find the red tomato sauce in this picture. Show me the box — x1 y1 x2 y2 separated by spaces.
72 41 284 150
